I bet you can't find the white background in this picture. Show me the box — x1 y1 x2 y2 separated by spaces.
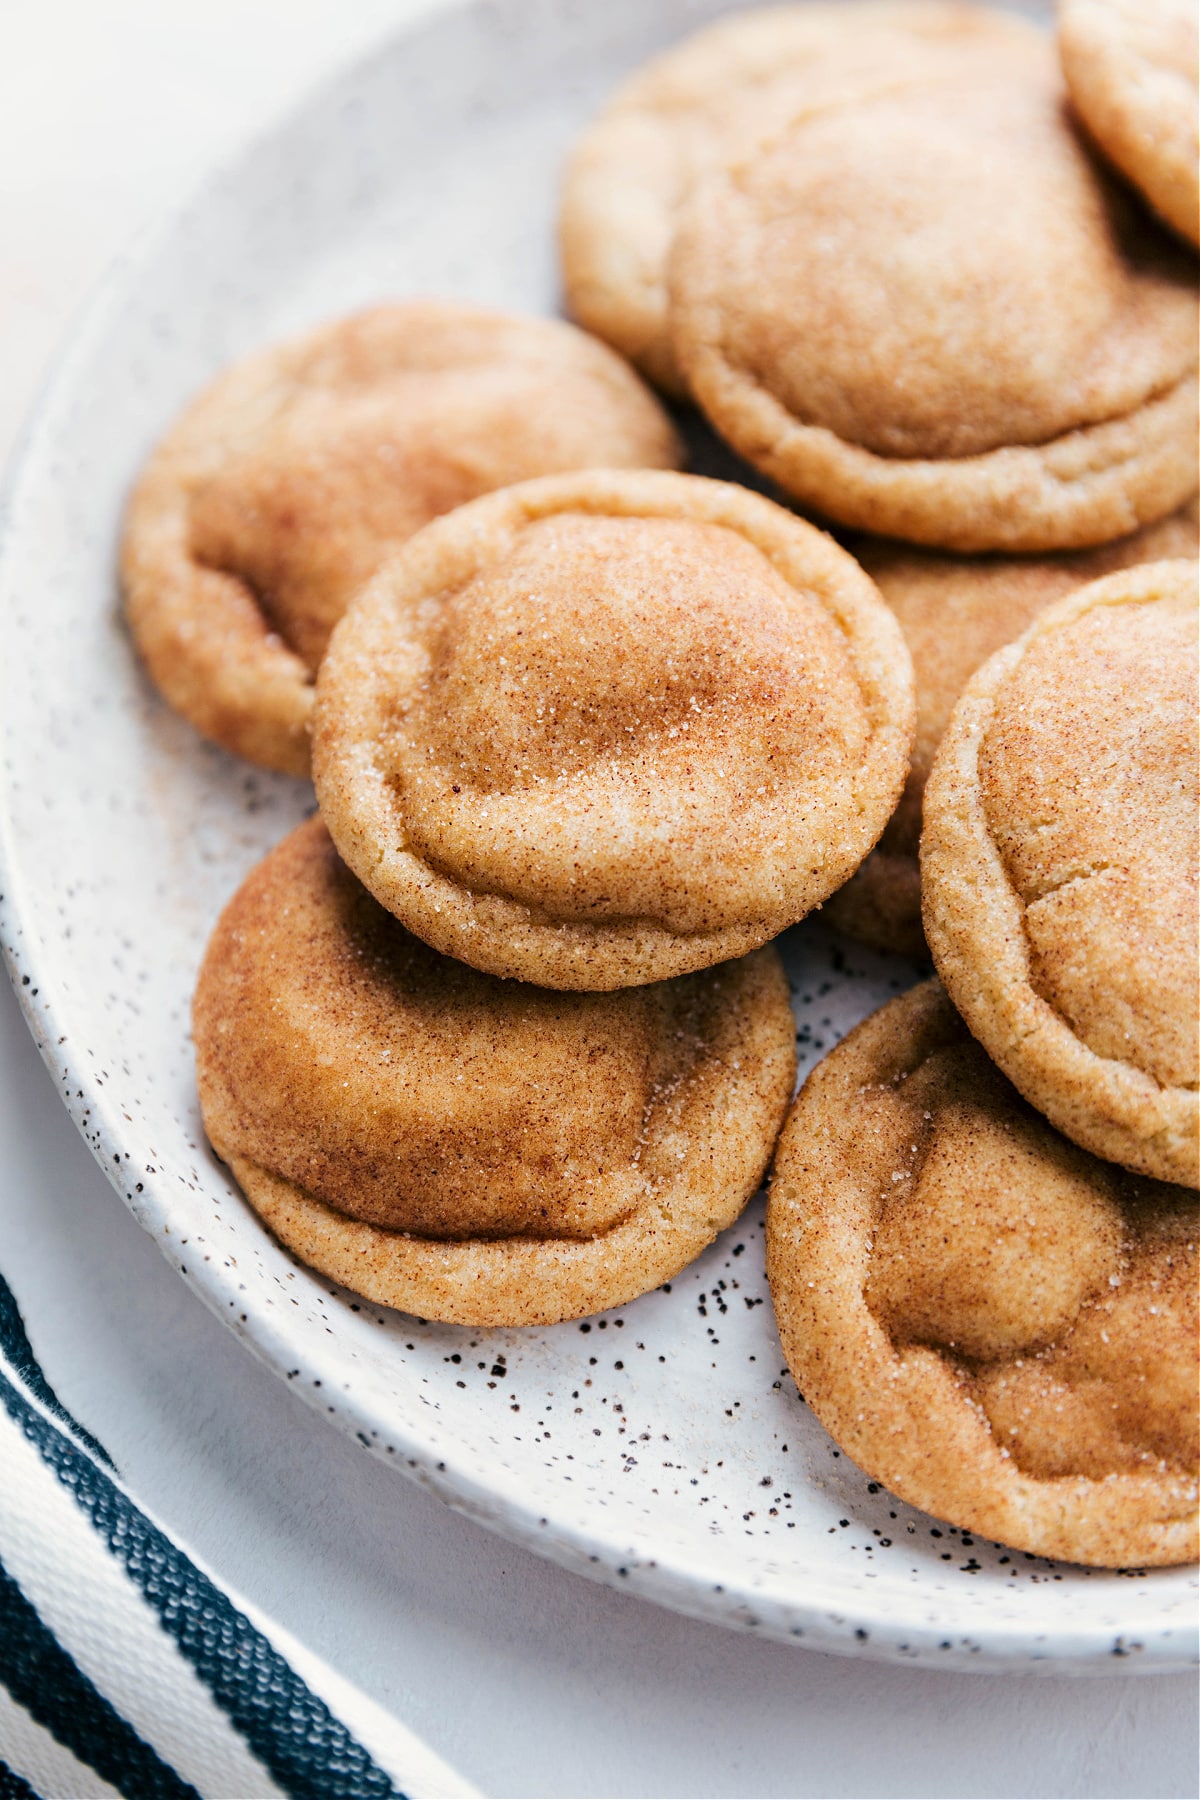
1 3 1197 1795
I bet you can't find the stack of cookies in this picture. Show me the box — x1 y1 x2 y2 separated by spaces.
769 560 1197 1569
128 305 916 1325
121 0 1198 1569
563 0 1200 949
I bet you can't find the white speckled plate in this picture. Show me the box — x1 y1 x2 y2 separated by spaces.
1 0 1195 1673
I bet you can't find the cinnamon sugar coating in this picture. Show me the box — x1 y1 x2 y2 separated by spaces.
194 818 796 1326
1059 0 1199 247
768 980 1198 1567
559 0 1026 396
824 500 1199 955
313 470 914 990
922 560 1199 1186
668 25 1198 550
121 302 680 775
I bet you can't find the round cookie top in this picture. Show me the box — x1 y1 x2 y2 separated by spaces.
768 981 1198 1568
921 559 1199 1186
313 470 915 990
1059 0 1199 248
668 28 1199 551
194 817 796 1327
823 498 1199 955
121 301 681 776
559 0 1028 396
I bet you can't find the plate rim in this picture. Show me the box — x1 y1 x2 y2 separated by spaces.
0 0 1195 1674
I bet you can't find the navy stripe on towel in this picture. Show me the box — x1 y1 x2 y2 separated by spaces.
0 1759 41 1800
0 1356 404 1800
0 1557 199 1800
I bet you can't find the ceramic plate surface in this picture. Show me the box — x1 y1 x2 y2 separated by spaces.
1 0 1195 1673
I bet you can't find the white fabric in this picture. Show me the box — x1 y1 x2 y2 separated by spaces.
0 1367 479 1797
0 1681 125 1800
0 1400 289 1800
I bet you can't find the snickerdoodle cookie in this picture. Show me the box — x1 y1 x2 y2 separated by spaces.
1059 0 1199 248
823 499 1199 955
559 0 1030 396
668 26 1198 551
121 302 680 776
767 981 1198 1568
921 560 1199 1187
313 470 915 990
194 818 796 1326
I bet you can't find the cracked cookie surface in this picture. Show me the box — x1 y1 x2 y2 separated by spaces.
194 817 796 1326
668 26 1198 550
921 560 1199 1186
121 302 680 775
559 0 1028 396
313 469 914 989
767 980 1198 1566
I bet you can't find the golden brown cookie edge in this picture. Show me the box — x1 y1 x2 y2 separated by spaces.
215 941 796 1327
920 561 1200 1187
121 301 683 776
1059 0 1200 249
313 468 915 990
767 980 1199 1567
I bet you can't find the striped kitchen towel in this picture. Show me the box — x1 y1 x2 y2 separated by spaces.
0 1274 480 1800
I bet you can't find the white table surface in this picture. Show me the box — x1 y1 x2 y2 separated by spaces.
1 4 1197 1796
